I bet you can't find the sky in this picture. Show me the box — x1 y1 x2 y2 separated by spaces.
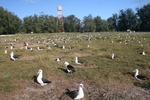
0 0 150 20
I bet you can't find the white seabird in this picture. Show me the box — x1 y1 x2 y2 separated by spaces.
55 57 61 62
24 41 29 46
64 62 75 73
48 46 51 49
133 69 139 80
24 42 29 49
10 43 14 49
4 49 7 54
141 50 145 55
111 53 115 59
37 46 43 50
10 52 19 61
30 48 33 51
37 69 51 86
53 43 58 47
62 45 65 49
133 69 149 80
68 46 73 50
75 57 83 65
74 83 84 100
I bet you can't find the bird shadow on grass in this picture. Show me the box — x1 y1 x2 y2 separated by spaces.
125 72 134 77
65 89 78 99
32 75 38 84
134 82 150 89
57 68 68 73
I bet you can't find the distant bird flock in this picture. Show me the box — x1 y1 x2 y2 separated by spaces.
0 32 149 99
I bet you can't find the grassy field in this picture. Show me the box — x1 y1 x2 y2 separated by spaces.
0 32 150 100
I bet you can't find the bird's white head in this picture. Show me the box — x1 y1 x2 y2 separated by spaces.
79 83 84 88
10 52 14 56
64 62 69 66
37 69 43 75
133 69 138 73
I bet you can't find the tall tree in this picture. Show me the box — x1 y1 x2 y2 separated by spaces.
118 9 137 31
136 4 150 31
82 14 96 32
118 10 128 31
125 9 137 30
32 14 41 33
101 20 109 31
22 14 59 33
44 15 57 33
0 6 21 34
64 15 80 32
93 16 102 32
107 14 118 31
23 16 33 33
94 16 109 32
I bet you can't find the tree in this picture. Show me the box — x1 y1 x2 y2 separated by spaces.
107 14 118 31
93 16 109 32
82 14 96 32
32 14 41 33
125 9 137 30
44 15 57 33
117 8 137 31
101 20 109 31
23 16 33 33
0 6 21 34
136 4 150 31
118 10 128 31
64 15 81 32
93 16 102 32
23 14 58 33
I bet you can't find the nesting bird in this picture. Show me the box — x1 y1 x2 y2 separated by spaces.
68 46 73 50
37 46 43 50
62 45 65 49
74 83 84 100
24 41 28 46
4 49 7 54
24 42 29 49
64 62 75 73
111 53 115 59
48 46 51 50
74 84 84 100
30 48 33 51
10 52 19 61
133 69 149 80
37 69 51 86
53 43 58 47
66 83 84 100
55 57 61 62
75 57 83 65
140 50 145 55
10 43 15 49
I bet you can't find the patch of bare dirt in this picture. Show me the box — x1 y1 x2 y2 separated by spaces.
1 77 147 100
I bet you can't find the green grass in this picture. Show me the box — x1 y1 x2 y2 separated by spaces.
0 32 150 93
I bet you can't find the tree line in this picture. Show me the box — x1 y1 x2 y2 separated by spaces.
0 4 150 34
